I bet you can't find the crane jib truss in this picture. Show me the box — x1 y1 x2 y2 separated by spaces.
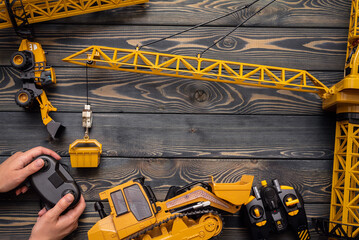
0 0 148 30
63 46 330 98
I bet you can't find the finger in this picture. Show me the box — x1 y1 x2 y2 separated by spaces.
38 207 47 217
11 152 23 159
15 188 22 196
19 158 44 178
46 193 74 219
60 195 86 222
21 186 28 194
15 186 28 196
6 152 23 167
19 146 61 167
72 222 79 231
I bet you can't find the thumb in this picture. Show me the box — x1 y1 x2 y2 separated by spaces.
47 194 74 219
20 158 44 178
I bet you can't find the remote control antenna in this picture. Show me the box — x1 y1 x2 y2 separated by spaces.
273 179 281 193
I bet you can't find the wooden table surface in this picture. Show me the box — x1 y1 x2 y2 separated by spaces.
0 0 350 239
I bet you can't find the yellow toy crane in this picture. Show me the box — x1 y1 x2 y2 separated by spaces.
0 0 149 35
63 0 359 238
88 175 254 240
2 0 148 138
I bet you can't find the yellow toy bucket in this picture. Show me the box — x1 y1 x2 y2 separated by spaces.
210 175 254 206
69 138 102 168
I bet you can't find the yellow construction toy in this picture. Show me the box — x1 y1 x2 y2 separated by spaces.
89 175 254 240
1 0 149 36
11 39 63 138
69 138 102 167
69 104 102 167
4 0 149 138
63 0 359 236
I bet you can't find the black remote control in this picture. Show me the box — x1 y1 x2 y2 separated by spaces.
29 155 81 210
243 179 310 240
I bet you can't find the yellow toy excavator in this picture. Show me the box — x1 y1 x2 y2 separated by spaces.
89 175 254 240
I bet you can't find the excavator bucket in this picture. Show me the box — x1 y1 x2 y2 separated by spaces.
210 175 254 205
46 120 64 139
69 138 102 167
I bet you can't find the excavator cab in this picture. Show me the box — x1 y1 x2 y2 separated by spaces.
89 179 157 240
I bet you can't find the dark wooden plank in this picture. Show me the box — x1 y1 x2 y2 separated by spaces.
0 112 335 159
0 157 333 203
0 25 347 70
0 67 342 115
23 0 351 28
0 201 330 240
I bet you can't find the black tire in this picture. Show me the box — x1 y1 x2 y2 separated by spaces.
15 88 34 108
10 51 28 69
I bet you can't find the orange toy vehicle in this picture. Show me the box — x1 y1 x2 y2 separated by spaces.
11 39 63 139
89 175 254 240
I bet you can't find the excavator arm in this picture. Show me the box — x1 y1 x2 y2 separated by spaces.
36 90 63 139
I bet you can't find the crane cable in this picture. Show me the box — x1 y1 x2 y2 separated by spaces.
137 0 262 50
199 0 276 57
137 0 276 57
86 63 89 105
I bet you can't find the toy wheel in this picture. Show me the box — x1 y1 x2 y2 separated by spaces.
199 213 223 237
15 88 34 108
10 51 28 69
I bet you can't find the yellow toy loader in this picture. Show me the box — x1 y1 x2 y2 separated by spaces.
89 175 254 240
11 39 63 138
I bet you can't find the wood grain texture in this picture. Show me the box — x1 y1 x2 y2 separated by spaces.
0 157 333 203
0 112 335 159
15 0 351 28
0 201 329 240
0 0 347 239
0 67 342 115
0 25 347 70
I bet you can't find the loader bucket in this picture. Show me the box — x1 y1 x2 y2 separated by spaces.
46 120 65 139
69 138 102 168
210 175 254 205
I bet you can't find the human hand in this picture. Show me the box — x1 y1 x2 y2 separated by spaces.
0 146 61 194
29 194 86 240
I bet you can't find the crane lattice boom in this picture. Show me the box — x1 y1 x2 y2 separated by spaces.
63 46 330 98
0 0 148 30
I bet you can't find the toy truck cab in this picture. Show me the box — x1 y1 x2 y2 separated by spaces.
88 179 157 240
11 39 56 86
